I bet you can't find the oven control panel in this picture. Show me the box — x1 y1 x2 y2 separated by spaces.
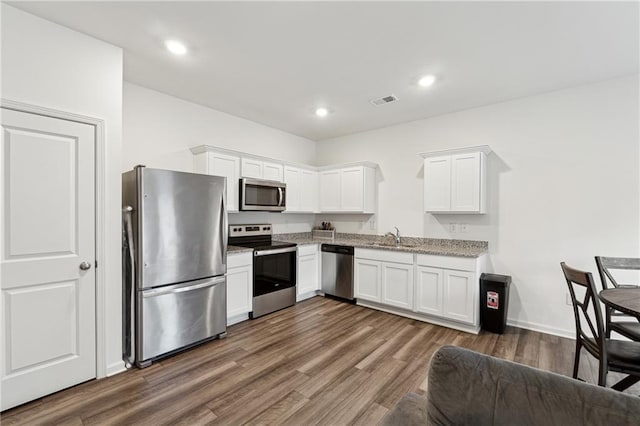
229 224 272 237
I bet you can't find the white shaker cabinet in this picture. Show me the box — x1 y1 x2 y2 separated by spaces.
415 254 481 326
226 251 253 325
355 249 414 308
241 157 284 182
381 262 414 310
284 166 318 213
355 258 382 302
319 169 341 212
193 149 241 213
415 266 444 316
421 146 490 214
297 244 320 300
319 165 376 213
442 270 475 324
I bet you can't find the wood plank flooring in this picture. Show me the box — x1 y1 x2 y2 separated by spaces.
2 296 637 425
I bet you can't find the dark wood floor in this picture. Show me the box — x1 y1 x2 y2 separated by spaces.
2 296 637 425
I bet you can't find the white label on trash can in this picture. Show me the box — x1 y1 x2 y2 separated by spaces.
487 291 499 309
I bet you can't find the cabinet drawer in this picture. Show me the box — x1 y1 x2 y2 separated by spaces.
416 254 477 272
356 248 414 265
297 244 319 257
227 252 253 269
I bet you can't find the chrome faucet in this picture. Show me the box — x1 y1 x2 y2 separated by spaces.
385 227 401 246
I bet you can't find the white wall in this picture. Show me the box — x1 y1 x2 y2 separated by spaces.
316 75 640 337
1 5 124 374
123 82 318 233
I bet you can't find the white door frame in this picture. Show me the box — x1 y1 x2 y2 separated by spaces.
1 98 108 379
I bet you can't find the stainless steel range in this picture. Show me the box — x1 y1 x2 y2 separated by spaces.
229 224 297 318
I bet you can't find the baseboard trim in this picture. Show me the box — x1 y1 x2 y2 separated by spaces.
106 361 127 377
506 318 574 339
227 313 250 326
357 300 480 335
296 290 319 302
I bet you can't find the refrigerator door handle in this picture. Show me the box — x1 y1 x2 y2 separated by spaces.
122 205 136 367
143 276 226 298
221 192 228 263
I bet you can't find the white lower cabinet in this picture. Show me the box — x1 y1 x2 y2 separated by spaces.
355 249 414 308
297 244 320 300
415 266 444 316
226 251 253 325
355 248 485 333
355 259 382 302
381 262 414 310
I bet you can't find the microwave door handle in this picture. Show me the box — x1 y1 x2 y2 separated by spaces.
277 187 283 207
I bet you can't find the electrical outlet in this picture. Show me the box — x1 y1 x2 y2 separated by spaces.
460 223 468 233
449 223 458 233
369 218 376 230
566 293 572 306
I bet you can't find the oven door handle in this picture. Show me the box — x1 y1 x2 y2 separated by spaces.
254 246 297 257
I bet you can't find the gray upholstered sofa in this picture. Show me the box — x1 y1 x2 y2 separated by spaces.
382 345 640 425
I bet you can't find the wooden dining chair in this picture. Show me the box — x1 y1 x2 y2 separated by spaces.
561 262 640 389
594 256 640 341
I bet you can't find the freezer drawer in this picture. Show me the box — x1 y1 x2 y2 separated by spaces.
138 276 226 364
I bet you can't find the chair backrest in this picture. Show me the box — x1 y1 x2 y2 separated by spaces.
561 262 605 356
595 256 640 290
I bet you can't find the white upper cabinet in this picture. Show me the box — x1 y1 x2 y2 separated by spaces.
191 146 375 214
421 145 490 214
319 169 341 211
423 156 451 212
193 149 241 213
284 166 318 213
241 158 284 182
300 169 319 212
319 165 376 213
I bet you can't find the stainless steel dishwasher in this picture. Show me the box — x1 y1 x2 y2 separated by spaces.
321 244 355 301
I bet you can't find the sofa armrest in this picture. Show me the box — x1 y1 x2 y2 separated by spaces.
381 392 428 426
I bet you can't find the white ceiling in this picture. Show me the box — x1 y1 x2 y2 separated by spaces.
9 1 639 141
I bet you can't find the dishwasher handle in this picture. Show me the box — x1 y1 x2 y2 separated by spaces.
321 244 354 256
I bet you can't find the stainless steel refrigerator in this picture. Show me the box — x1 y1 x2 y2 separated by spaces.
122 166 227 368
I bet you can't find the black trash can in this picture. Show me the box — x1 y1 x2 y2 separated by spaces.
480 273 511 334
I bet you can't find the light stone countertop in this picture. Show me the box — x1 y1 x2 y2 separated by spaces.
228 245 254 254
274 232 488 258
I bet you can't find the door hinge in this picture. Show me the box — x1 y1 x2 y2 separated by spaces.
95 260 98 268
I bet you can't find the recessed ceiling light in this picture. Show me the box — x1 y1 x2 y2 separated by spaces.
418 74 436 88
165 39 188 56
315 107 329 117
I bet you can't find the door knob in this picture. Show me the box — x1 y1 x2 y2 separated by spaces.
79 261 92 271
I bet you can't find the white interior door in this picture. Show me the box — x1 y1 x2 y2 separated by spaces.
1 108 96 411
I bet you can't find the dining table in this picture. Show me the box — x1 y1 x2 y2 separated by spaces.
599 287 640 321
598 287 640 392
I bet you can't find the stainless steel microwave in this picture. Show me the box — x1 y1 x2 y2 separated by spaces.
239 178 286 212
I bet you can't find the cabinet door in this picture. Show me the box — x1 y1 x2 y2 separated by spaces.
416 266 444 316
319 170 341 212
284 166 301 212
241 158 263 179
300 169 318 212
209 152 240 213
263 161 284 182
340 167 364 211
424 156 451 212
298 253 319 295
381 262 414 310
226 264 252 321
443 270 475 324
355 259 381 302
451 152 480 212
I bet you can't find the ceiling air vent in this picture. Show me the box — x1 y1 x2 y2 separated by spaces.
370 94 399 106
